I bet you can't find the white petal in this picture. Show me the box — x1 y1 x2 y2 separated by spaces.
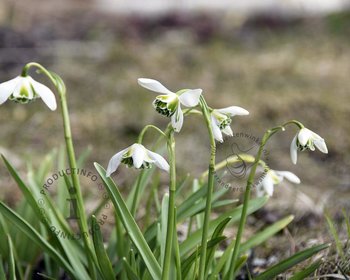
256 183 265 197
132 144 147 168
30 78 57 111
106 148 128 177
211 116 223 142
298 128 312 146
147 150 170 172
217 106 249 117
262 175 274 196
171 106 184 132
178 89 202 107
290 134 298 164
13 77 34 99
137 78 173 95
0 76 20 104
275 171 301 184
314 139 328 154
222 125 233 137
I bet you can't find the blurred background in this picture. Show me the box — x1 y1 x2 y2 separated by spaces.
0 0 349 263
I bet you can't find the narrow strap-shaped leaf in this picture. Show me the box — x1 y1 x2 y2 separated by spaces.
0 202 77 279
91 216 115 280
94 163 162 280
180 196 268 257
254 243 330 280
182 237 226 278
209 215 294 280
240 215 294 253
122 258 140 280
205 217 231 276
2 155 89 276
0 255 6 280
325 211 344 257
35 273 57 280
289 260 322 280
7 235 16 280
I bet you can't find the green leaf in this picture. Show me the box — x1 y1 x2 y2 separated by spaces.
182 237 226 278
180 196 268 257
122 258 140 280
94 163 162 280
0 255 6 280
177 187 229 222
205 217 231 276
0 202 77 279
2 155 89 277
91 215 115 280
342 208 350 239
240 215 294 253
35 273 57 280
325 210 344 257
254 243 330 280
7 235 16 280
289 260 322 280
209 215 294 280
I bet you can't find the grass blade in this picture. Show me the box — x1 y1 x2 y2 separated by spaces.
94 162 162 280
208 215 294 280
180 196 268 257
0 256 6 280
289 260 322 280
91 215 115 280
182 237 226 278
7 235 15 280
254 243 330 280
325 210 344 258
240 215 294 253
205 217 231 276
0 202 77 279
122 258 140 280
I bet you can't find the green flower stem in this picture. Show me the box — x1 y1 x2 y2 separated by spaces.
22 62 97 278
227 120 303 279
199 154 267 181
132 125 166 217
137 124 167 143
162 129 176 280
198 96 216 280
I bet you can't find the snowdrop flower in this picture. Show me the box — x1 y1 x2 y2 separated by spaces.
137 78 202 132
257 170 300 197
0 75 57 110
290 127 328 164
210 106 249 142
106 143 169 177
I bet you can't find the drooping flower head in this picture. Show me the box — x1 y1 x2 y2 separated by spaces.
0 75 57 110
137 78 202 132
290 127 328 164
210 106 249 142
257 169 300 197
106 143 169 177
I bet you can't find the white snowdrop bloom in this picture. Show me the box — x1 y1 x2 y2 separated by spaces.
257 170 301 197
210 106 249 142
106 143 169 177
290 127 328 164
137 78 202 132
0 75 57 110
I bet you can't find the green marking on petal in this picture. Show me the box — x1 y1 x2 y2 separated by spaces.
153 95 179 117
213 110 232 130
296 138 314 152
121 157 152 169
